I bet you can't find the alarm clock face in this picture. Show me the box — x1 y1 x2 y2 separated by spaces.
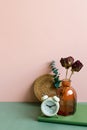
41 98 59 117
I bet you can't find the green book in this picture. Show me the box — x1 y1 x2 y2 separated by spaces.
38 103 87 126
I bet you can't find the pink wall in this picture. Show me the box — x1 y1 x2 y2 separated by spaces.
0 0 87 102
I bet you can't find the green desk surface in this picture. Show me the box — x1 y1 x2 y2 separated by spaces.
38 103 87 126
0 103 87 130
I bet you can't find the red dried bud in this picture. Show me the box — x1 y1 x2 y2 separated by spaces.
72 60 83 72
60 56 74 69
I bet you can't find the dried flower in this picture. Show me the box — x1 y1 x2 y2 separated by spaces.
60 56 74 69
60 56 74 79
49 57 83 88
68 60 83 80
71 60 83 72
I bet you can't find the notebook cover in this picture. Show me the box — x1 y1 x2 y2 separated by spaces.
38 103 87 126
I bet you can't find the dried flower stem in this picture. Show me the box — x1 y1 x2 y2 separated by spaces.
65 69 68 79
69 71 74 80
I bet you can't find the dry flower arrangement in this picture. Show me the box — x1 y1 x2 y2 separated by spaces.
50 56 83 88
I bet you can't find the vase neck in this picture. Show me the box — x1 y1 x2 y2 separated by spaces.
62 79 71 87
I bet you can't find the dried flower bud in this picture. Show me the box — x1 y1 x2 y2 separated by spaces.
60 56 74 69
72 60 83 72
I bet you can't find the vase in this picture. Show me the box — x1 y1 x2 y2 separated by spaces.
56 79 77 116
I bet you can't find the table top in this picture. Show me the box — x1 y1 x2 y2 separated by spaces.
38 103 87 126
0 102 87 130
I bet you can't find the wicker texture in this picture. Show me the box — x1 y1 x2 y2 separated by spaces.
34 74 57 101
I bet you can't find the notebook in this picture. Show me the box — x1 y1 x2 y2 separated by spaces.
38 103 87 126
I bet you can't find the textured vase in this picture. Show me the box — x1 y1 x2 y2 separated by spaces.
56 79 77 116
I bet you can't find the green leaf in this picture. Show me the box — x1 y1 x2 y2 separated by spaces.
54 81 61 88
54 77 58 82
53 70 58 74
53 75 57 78
50 61 55 66
52 67 56 71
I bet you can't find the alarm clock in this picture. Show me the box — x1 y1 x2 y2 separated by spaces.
41 95 60 117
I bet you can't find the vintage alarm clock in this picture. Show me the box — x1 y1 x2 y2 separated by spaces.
41 95 60 117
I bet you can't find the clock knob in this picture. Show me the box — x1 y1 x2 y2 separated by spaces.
41 95 48 101
53 96 60 102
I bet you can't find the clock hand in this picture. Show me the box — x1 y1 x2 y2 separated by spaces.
50 104 56 108
46 104 51 108
46 104 50 107
46 104 56 108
